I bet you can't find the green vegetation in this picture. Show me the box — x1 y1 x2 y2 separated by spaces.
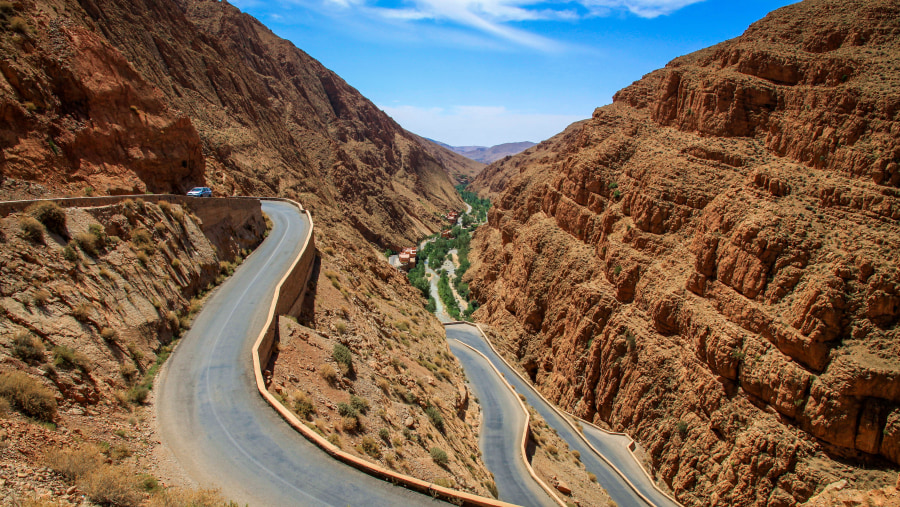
437 272 461 320
407 184 491 321
126 341 176 405
337 402 358 419
430 447 449 466
332 343 353 374
425 404 445 432
350 394 370 414
456 184 491 224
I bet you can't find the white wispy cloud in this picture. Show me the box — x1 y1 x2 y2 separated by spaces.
581 0 705 18
310 0 705 50
380 104 585 146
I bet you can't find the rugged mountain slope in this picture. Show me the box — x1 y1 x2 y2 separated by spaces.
0 198 264 503
1 0 464 248
1 0 494 500
468 0 900 505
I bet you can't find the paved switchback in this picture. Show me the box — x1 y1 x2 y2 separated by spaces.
156 201 442 507
445 323 669 507
447 340 557 507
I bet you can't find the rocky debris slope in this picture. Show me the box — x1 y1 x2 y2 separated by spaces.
265 224 498 498
0 198 264 503
467 0 900 505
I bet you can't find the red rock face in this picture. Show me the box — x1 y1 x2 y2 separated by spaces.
467 1 900 505
0 18 204 195
1 0 463 248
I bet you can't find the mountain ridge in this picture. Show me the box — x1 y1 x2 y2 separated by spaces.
428 139 538 165
467 0 900 505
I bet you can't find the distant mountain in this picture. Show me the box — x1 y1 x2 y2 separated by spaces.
416 136 486 182
428 140 537 165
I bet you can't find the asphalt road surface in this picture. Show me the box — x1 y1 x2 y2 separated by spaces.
445 323 671 507
448 340 557 507
156 201 444 507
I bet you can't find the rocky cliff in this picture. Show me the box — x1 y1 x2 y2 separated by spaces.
467 0 900 505
1 0 464 248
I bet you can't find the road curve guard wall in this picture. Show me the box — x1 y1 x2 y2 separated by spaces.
250 201 522 507
470 323 682 507
445 324 566 507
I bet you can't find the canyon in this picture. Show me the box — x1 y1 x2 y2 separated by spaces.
0 0 497 502
467 0 900 505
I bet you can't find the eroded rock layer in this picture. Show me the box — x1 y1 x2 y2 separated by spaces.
467 0 900 505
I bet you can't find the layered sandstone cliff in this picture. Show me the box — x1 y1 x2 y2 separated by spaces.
468 0 900 505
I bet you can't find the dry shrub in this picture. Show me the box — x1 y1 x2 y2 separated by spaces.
0 371 56 421
19 216 44 243
146 487 227 507
360 436 381 459
52 345 91 372
119 363 137 383
74 231 99 256
80 464 143 506
72 302 92 322
154 221 167 235
32 288 51 306
127 385 149 404
157 201 172 215
319 363 337 385
433 477 453 488
340 416 360 433
12 332 44 363
376 377 390 394
45 446 104 481
291 391 316 420
131 228 152 247
14 498 65 507
9 16 29 34
0 396 10 418
100 327 117 341
27 201 66 236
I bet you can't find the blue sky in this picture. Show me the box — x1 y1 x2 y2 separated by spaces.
230 0 797 146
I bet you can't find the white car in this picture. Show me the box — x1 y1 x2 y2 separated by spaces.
187 187 212 197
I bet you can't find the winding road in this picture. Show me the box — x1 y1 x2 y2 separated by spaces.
156 201 441 507
156 199 675 507
446 324 679 507
447 341 557 507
